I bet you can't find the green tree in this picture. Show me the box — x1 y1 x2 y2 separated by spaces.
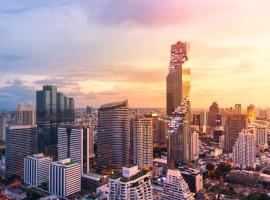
206 163 215 171
247 192 270 200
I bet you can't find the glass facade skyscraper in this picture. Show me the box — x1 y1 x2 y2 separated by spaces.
166 41 189 115
167 41 192 167
36 85 74 159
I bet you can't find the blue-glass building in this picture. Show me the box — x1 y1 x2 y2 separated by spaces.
36 85 74 159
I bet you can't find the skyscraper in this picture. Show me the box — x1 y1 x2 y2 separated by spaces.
166 41 189 115
232 128 256 169
256 127 268 150
190 131 200 161
208 102 221 127
235 104 241 115
97 100 130 170
161 169 194 200
166 41 192 168
36 85 74 158
14 103 36 125
152 114 159 144
152 115 168 145
57 125 93 174
247 104 256 124
132 117 153 168
224 114 247 153
157 119 168 145
168 100 191 166
6 125 37 178
0 114 7 142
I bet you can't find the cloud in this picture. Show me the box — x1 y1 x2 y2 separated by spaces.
81 0 232 27
0 54 26 63
0 1 73 14
0 79 35 109
62 64 166 83
234 60 256 72
34 78 80 90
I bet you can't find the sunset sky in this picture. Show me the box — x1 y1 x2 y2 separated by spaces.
1 0 270 109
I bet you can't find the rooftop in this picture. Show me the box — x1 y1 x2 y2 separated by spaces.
153 158 167 164
167 169 181 177
82 173 103 181
99 100 128 110
109 168 150 183
8 125 37 129
28 153 51 160
120 169 150 183
52 158 78 167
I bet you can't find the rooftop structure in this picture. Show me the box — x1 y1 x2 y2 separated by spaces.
109 166 152 199
169 41 189 72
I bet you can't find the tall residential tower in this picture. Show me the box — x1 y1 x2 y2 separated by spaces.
6 125 37 178
224 114 247 153
132 117 153 168
97 100 130 170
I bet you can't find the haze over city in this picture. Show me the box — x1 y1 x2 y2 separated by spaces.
1 0 270 109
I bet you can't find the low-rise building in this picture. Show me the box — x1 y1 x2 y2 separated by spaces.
226 170 260 186
96 184 110 200
82 173 108 191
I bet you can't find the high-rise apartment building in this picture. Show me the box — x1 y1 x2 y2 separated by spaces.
97 100 130 170
36 85 74 158
208 102 221 127
130 114 144 165
219 134 225 149
232 128 256 169
168 101 191 166
190 131 200 161
166 41 189 115
161 169 194 200
256 127 268 150
57 125 93 174
132 117 153 168
152 115 168 145
152 114 159 144
224 114 247 153
0 114 7 142
6 125 37 178
157 119 168 145
24 153 51 187
109 166 152 200
235 104 241 115
49 158 81 198
14 103 36 126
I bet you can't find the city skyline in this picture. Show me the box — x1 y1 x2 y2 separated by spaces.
1 1 270 109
